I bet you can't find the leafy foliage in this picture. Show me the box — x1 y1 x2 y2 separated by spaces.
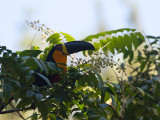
0 26 159 120
115 36 160 120
84 28 145 55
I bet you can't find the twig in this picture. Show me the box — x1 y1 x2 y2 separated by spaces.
84 41 111 61
112 69 120 82
29 31 38 49
10 103 25 120
141 30 153 50
0 105 33 114
125 64 135 70
0 96 14 112
108 104 119 119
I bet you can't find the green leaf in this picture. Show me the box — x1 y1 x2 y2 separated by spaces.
150 50 159 55
108 82 120 89
89 115 102 119
25 113 40 120
39 60 48 74
3 83 13 101
36 73 52 87
136 32 145 42
81 72 98 88
128 50 134 64
124 34 132 50
60 32 75 41
25 58 39 70
100 40 108 52
26 70 34 81
16 98 32 109
56 116 63 120
8 79 21 87
130 33 139 49
118 36 126 52
37 102 50 118
32 57 44 71
47 33 62 45
104 87 114 95
84 29 145 58
99 117 107 120
78 74 88 86
153 76 160 83
19 50 42 57
140 61 146 72
84 28 136 41
123 50 129 59
26 90 35 98
0 77 4 81
49 114 56 120
35 93 43 101
1 46 6 50
88 50 93 56
106 38 114 54
47 62 57 71
146 35 157 39
94 70 103 83
93 42 100 51
32 46 40 50
73 112 84 119
100 103 109 109
105 82 116 95
112 37 120 51
137 87 145 96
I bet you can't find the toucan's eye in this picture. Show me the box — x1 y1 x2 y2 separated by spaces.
56 46 62 51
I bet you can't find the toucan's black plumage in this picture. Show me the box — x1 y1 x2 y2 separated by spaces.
33 41 95 87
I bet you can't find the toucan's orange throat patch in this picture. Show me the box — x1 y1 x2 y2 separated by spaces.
53 50 67 72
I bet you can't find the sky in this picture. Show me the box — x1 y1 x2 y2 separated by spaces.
0 0 160 51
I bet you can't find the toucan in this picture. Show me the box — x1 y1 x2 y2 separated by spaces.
33 41 95 87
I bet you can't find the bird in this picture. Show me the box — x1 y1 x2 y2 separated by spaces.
33 41 95 87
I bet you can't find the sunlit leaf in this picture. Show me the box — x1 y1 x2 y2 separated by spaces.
60 32 75 41
47 33 62 45
137 87 145 96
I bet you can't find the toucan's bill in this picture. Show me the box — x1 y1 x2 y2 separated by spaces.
64 41 95 55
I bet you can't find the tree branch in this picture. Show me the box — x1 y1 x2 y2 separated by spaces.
0 97 14 112
0 105 33 114
9 103 25 120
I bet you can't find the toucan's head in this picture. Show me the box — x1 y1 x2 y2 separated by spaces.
46 41 95 72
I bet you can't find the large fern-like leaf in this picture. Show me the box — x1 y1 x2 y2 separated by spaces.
46 32 75 45
83 28 145 54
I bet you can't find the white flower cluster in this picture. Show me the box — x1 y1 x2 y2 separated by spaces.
69 50 122 74
26 20 66 43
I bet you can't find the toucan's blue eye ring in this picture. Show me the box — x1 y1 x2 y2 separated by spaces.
56 46 62 51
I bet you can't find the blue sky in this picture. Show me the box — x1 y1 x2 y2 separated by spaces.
0 0 160 51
